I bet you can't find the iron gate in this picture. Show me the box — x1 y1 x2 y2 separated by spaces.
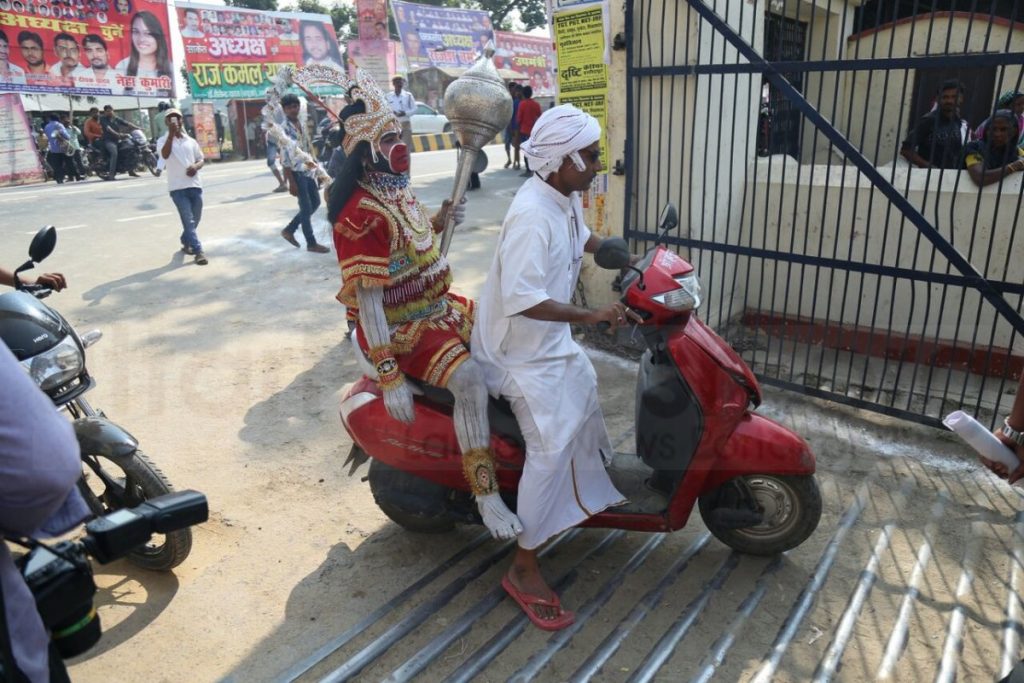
624 0 1024 428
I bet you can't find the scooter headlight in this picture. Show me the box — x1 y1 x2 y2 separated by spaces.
652 273 703 312
21 336 83 391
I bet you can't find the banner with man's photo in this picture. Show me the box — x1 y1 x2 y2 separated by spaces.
494 32 555 98
178 1 344 100
391 0 494 71
0 0 174 97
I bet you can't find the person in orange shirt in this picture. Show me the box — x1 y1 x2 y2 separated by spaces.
83 107 103 147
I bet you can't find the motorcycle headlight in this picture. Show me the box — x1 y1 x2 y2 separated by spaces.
21 336 84 391
652 273 703 312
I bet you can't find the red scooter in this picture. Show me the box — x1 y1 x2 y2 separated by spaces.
339 204 821 556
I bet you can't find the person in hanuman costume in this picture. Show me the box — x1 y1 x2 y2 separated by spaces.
326 70 523 541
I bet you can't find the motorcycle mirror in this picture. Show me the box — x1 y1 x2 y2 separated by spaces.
594 237 631 270
658 203 678 233
28 226 56 264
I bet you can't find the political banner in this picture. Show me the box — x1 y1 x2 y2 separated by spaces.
355 0 387 41
192 101 219 159
347 38 392 87
391 0 493 71
494 32 555 97
178 2 344 100
0 0 174 97
0 94 44 186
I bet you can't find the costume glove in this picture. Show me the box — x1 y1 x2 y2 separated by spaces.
382 381 415 423
476 492 523 540
452 196 467 227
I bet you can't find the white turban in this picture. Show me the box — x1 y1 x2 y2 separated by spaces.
520 104 601 179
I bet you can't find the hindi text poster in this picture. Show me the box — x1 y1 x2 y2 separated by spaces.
0 0 174 97
178 1 344 99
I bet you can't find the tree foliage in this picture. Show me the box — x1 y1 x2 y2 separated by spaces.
388 0 547 32
280 0 356 39
223 0 278 10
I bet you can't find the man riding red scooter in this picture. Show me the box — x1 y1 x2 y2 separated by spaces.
338 105 821 632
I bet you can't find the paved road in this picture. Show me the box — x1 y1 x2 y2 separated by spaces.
3 153 1023 682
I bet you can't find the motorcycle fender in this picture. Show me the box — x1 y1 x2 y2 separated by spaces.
74 416 139 462
699 413 816 493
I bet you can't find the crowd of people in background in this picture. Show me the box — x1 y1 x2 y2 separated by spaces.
32 104 144 182
900 79 1024 187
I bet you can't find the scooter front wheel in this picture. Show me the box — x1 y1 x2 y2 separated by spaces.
698 474 821 556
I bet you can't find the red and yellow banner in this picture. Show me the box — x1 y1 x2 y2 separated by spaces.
178 1 344 99
494 32 555 98
0 0 174 97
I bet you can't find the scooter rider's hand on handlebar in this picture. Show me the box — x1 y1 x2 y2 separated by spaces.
476 492 523 540
32 272 66 292
591 302 642 332
382 380 415 424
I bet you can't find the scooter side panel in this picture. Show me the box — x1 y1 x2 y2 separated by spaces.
340 379 525 492
698 413 816 493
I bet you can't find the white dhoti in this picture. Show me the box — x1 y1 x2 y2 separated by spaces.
472 143 626 551
504 376 626 550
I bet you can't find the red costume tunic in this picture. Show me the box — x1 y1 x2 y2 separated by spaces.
333 180 473 388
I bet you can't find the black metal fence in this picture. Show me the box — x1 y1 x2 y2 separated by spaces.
624 0 1024 428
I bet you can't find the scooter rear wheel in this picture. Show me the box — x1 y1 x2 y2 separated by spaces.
698 474 821 556
368 458 455 534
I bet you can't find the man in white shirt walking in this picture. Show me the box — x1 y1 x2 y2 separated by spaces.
387 75 416 159
158 108 208 265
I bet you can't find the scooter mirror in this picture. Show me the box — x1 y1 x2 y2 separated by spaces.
658 203 678 233
28 226 56 264
594 237 631 270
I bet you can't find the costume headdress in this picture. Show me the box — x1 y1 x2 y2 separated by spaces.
340 69 403 159
262 63 351 184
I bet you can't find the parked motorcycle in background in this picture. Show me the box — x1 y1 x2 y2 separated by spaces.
85 131 159 179
130 129 160 175
0 227 194 571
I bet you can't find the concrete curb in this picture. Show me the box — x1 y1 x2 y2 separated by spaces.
411 133 456 152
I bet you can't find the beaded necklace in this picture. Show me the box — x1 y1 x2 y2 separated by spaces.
361 172 433 247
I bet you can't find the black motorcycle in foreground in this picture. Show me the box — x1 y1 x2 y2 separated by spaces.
85 131 159 179
0 227 193 571
1 491 208 679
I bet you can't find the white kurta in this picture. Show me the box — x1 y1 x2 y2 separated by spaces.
472 177 625 549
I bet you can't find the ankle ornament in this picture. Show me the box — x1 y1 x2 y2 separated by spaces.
463 447 498 496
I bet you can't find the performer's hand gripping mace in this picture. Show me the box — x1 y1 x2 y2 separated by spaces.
439 45 512 256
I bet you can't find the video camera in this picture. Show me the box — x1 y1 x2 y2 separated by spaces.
14 490 208 659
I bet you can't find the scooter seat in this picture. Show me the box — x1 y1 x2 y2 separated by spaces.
406 377 525 451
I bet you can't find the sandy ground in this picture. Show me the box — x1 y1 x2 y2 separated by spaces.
1 159 1022 682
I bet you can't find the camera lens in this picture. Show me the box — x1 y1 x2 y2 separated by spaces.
51 604 102 658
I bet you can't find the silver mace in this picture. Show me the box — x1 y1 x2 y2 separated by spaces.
439 43 512 256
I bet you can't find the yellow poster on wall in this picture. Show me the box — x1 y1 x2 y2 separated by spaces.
552 1 609 232
552 4 608 95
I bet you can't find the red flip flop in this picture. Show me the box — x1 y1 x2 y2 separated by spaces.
501 574 575 631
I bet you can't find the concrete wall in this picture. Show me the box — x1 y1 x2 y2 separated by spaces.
745 157 1024 351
